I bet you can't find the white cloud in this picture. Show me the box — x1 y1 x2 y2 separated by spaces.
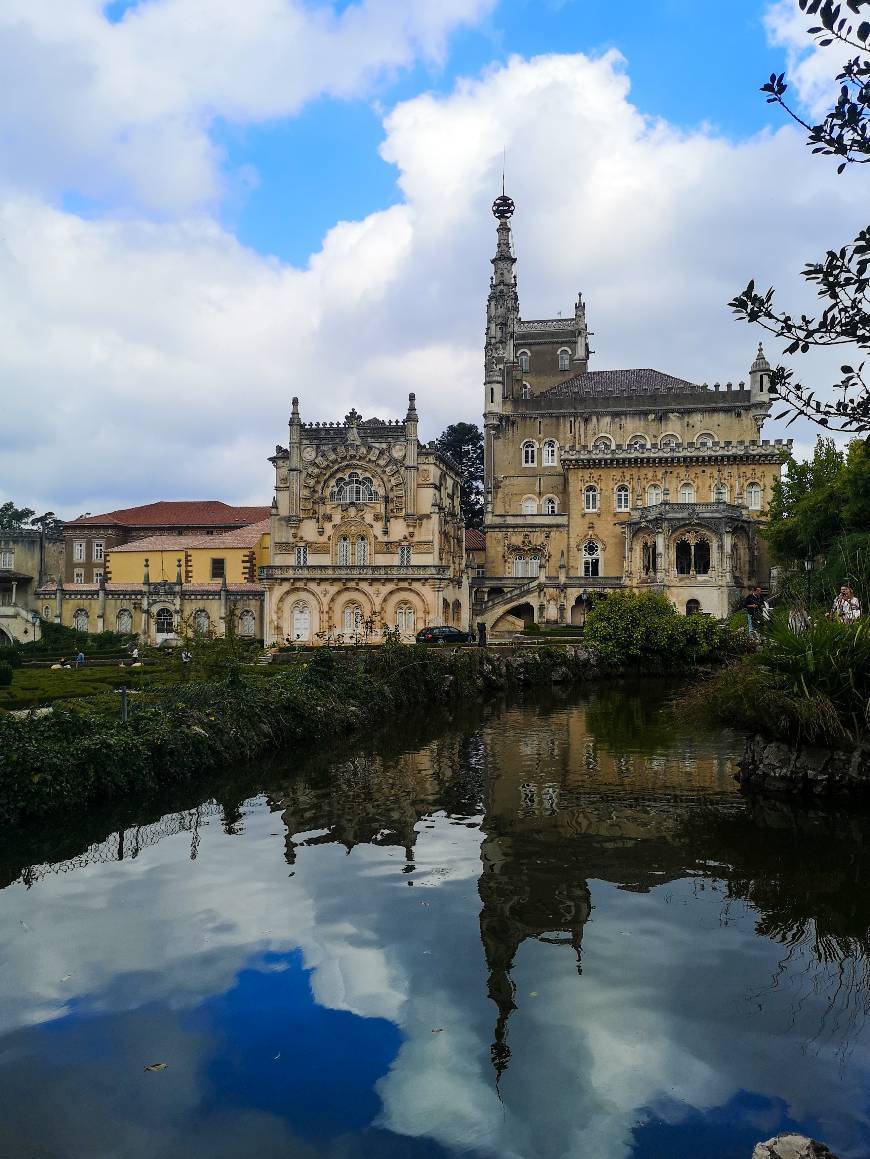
0 0 495 213
2 42 867 516
764 0 844 118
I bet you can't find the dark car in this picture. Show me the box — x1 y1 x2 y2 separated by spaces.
415 625 473 645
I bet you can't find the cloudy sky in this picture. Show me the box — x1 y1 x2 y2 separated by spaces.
1 0 866 519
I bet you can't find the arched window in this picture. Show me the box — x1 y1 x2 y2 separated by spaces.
155 608 173 634
675 540 692 575
354 537 369 565
642 541 655 575
396 604 415 633
43 605 52 619
522 383 531 400
193 609 210 635
647 483 663 505
291 602 311 641
659 434 681 451
558 348 570 371
695 539 711 575
116 609 133 633
592 435 613 452
330 472 379 504
518 350 530 371
679 482 696 504
582 540 600 577
522 441 536 467
337 536 350 565
239 610 256 637
713 482 728 502
543 440 557 466
513 556 527 578
522 496 537 515
528 556 541 577
686 599 701 615
343 604 363 637
584 485 599 512
615 484 631 512
628 435 649 451
696 432 715 449
544 497 557 515
746 482 762 510
73 608 89 632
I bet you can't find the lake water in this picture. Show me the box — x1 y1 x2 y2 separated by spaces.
2 683 870 1159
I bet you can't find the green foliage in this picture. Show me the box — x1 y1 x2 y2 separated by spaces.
682 614 870 746
0 501 36 531
0 646 23 669
435 422 484 529
583 591 723 670
0 663 12 688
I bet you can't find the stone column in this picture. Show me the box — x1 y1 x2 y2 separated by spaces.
655 529 666 581
97 573 106 634
141 559 151 643
219 573 228 635
54 575 63 623
288 397 301 518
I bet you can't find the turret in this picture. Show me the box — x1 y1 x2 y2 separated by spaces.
749 343 774 433
484 190 519 494
288 396 301 519
404 392 418 518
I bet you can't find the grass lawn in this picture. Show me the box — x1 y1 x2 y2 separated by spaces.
0 665 181 710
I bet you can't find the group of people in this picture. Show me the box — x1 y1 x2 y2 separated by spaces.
742 584 862 634
52 651 86 669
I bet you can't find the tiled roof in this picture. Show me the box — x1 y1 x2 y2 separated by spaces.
110 519 270 553
465 529 486 550
65 501 270 528
542 369 706 398
36 581 264 594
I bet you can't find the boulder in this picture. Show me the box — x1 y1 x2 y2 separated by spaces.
752 1134 839 1159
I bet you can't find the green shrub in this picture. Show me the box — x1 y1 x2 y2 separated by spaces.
0 662 13 688
583 591 723 670
0 645 23 668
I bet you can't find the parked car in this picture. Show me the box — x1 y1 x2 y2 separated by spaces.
415 626 474 645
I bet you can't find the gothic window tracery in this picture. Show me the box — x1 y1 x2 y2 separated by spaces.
116 609 133 633
239 610 256 637
396 604 415 633
641 541 654 575
544 496 557 515
73 608 89 632
155 608 173 634
337 536 350 565
291 602 311 641
330 472 379 504
354 537 369 565
582 540 600 577
193 609 210 635
343 604 364 638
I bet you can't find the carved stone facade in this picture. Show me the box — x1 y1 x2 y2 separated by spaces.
262 395 468 644
476 194 789 632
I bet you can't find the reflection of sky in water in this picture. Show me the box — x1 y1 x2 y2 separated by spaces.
1 690 870 1159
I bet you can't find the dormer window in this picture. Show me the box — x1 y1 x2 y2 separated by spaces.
659 434 680 451
518 350 530 372
628 435 649 452
330 472 379 504
592 436 613 453
558 348 570 371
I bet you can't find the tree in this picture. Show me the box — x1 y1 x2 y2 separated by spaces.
436 422 484 529
0 502 36 531
730 0 870 434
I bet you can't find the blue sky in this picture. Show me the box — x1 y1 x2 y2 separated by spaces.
2 0 864 512
219 0 789 264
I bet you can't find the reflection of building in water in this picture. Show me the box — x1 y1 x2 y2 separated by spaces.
479 826 591 1080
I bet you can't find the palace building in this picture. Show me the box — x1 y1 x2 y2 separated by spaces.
261 394 468 645
474 192 789 634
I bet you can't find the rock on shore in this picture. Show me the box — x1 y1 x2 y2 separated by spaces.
738 734 870 797
752 1134 839 1158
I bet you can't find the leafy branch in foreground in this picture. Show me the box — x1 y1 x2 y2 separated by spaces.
731 0 870 434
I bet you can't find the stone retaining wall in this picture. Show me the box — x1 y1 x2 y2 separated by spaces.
738 734 870 797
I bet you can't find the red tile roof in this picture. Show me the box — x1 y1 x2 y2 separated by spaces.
465 529 486 550
110 519 270 553
65 501 270 529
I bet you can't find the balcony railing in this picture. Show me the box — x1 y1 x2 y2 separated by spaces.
259 564 451 580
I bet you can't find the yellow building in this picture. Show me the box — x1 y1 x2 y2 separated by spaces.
262 395 468 644
476 193 789 634
39 520 269 643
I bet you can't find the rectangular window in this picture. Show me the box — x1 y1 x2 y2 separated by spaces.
93 541 104 561
73 569 85 584
73 541 85 562
513 558 526 578
211 558 225 579
616 488 630 512
0 588 12 606
0 551 12 569
398 545 412 566
295 545 308 566
93 570 104 583
528 558 541 577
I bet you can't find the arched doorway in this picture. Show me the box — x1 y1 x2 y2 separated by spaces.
686 599 701 616
291 602 311 642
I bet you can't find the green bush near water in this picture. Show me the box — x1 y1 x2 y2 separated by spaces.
682 615 870 747
582 591 724 670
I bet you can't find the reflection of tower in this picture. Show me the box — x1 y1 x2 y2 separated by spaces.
477 828 592 1081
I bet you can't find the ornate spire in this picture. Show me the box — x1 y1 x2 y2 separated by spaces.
485 190 520 394
751 342 770 373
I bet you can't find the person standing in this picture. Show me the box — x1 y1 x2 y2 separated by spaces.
476 622 487 648
829 585 861 623
742 586 765 635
